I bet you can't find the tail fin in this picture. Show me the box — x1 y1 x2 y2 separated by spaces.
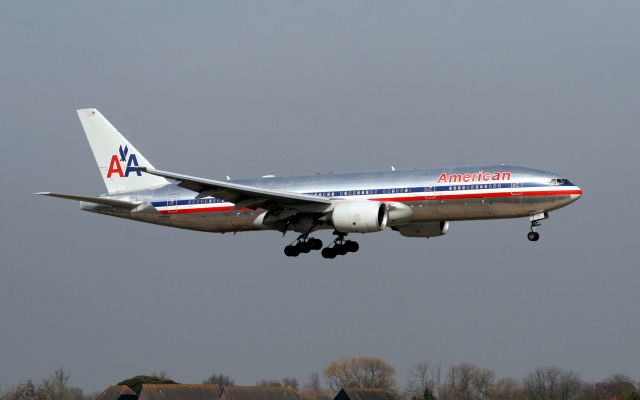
77 108 168 194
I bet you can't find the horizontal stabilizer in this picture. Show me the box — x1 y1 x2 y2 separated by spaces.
35 192 140 208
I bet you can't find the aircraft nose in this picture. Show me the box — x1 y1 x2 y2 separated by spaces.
570 185 583 201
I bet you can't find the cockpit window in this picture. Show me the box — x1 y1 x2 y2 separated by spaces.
550 178 569 185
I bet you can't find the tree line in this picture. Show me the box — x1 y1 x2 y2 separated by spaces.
0 368 84 400
2 358 639 400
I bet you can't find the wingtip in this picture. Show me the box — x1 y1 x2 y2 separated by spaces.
34 192 51 196
76 108 99 118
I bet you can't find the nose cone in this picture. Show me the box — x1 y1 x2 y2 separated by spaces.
570 185 582 202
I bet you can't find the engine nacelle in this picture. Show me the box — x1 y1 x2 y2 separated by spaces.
395 221 450 238
329 201 388 233
385 202 414 226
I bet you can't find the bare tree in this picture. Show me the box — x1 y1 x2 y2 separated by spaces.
324 356 397 392
404 362 442 400
150 371 170 380
620 391 640 400
438 363 495 400
301 373 330 400
256 379 282 387
203 374 234 387
253 378 299 389
579 374 636 400
39 368 73 400
1 380 38 400
523 367 582 400
68 389 83 400
489 378 525 400
471 368 494 400
19 380 37 400
281 378 299 390
81 392 101 400
0 370 83 400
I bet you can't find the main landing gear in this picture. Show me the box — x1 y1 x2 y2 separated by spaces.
284 231 360 259
527 211 548 242
284 235 323 257
321 232 359 259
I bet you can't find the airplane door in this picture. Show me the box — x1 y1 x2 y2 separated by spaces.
511 182 522 196
167 195 178 213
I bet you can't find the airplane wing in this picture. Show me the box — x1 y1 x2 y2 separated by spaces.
135 167 332 210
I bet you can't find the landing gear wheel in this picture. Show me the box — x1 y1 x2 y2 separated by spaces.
334 244 348 256
284 245 300 257
321 247 336 259
285 233 323 257
345 240 359 253
310 238 323 250
527 212 547 242
298 241 312 253
322 231 357 259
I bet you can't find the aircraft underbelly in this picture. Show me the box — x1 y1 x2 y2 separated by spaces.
122 194 573 233
411 194 572 221
145 211 260 232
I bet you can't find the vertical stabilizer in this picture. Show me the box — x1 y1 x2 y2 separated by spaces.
77 108 168 194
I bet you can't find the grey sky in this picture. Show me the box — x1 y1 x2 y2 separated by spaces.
1 0 639 393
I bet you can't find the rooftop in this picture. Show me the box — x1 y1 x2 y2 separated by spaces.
221 386 303 400
139 384 221 400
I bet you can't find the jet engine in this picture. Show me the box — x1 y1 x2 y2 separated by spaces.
394 221 450 237
329 201 388 233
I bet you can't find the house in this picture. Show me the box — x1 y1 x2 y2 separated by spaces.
138 384 222 400
95 386 138 400
221 386 303 400
332 388 397 400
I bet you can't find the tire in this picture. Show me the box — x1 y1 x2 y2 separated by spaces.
527 231 540 241
298 241 312 253
311 238 323 250
345 240 359 252
284 245 300 257
321 247 336 259
334 244 348 256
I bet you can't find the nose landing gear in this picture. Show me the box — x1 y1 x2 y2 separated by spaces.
527 211 548 242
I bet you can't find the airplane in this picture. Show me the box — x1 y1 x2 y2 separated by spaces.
38 109 583 258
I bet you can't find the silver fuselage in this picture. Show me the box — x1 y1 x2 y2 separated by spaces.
81 164 582 234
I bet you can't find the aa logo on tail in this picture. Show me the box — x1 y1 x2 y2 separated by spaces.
107 145 141 178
